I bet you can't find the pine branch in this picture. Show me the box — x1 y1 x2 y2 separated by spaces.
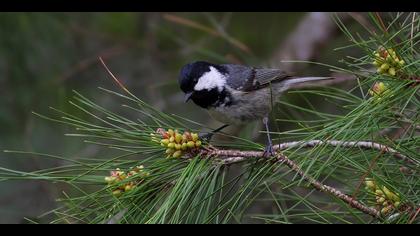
198 139 416 219
279 155 381 218
274 140 418 167
205 140 416 167
204 148 380 218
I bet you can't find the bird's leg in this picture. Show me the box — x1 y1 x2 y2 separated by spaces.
199 124 229 142
262 117 275 158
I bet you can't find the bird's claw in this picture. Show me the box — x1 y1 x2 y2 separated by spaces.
199 132 214 142
202 145 216 152
199 124 229 143
262 144 276 158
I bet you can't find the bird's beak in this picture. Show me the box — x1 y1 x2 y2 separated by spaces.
184 92 193 103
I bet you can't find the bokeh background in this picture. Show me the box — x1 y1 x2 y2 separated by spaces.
0 12 363 223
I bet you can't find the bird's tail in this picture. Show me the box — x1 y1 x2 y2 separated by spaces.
285 76 334 85
276 76 334 93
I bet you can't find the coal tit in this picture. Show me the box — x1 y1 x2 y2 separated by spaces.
178 61 332 156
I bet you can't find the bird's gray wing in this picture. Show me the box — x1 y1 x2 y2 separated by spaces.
223 64 291 92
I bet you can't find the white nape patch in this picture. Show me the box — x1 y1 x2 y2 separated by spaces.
194 66 226 92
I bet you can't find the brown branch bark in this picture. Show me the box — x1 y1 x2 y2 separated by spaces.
201 147 381 218
196 139 416 218
274 140 418 167
277 155 380 218
205 139 416 167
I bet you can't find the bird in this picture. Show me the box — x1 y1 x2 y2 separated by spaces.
178 61 332 157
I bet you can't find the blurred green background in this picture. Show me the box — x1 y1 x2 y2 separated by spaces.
0 12 361 223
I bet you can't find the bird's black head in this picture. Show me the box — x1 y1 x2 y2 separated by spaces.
178 61 230 109
178 61 213 93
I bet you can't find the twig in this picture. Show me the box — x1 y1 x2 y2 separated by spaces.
276 154 381 218
198 139 417 218
375 12 388 34
409 206 420 224
273 140 417 166
98 57 132 96
202 147 381 218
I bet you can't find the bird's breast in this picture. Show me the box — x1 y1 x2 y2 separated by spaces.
208 87 276 124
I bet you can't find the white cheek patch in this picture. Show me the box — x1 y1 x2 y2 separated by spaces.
194 66 226 92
